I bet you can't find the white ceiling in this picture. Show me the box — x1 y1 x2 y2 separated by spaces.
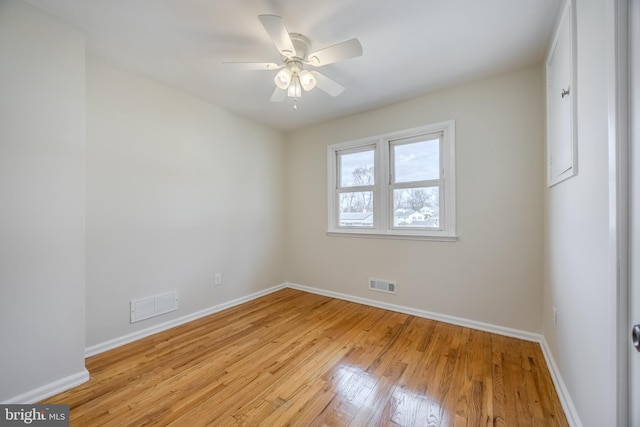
25 0 561 132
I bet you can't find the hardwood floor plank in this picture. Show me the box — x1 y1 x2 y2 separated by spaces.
42 289 568 426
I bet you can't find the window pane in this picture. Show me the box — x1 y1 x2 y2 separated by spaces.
339 191 374 227
393 138 439 183
339 149 375 187
393 187 439 228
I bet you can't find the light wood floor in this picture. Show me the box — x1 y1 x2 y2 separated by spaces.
44 288 568 426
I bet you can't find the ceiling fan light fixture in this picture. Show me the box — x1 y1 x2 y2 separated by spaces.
225 15 362 103
287 76 302 98
274 68 291 90
299 70 317 91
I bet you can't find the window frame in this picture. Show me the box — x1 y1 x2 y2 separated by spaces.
389 133 443 232
327 120 456 241
335 144 377 230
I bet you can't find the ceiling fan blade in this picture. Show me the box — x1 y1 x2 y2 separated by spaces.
313 72 345 97
222 62 282 71
307 38 362 66
258 14 296 58
270 87 287 102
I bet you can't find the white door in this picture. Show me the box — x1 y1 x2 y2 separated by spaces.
630 0 640 424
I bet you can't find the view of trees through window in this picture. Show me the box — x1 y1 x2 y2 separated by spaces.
337 137 441 228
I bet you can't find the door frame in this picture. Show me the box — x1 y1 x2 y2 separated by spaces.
624 1 640 425
609 0 631 425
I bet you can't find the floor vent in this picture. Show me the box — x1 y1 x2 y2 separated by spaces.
131 291 178 323
368 278 397 294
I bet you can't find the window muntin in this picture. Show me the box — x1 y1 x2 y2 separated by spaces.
327 121 455 240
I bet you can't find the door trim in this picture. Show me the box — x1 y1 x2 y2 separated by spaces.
608 0 630 425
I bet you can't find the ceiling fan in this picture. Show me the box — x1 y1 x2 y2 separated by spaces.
224 15 363 108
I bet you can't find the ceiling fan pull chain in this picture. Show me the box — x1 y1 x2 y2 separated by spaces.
293 98 298 110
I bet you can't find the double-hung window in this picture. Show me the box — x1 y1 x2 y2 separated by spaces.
335 145 376 228
327 120 456 240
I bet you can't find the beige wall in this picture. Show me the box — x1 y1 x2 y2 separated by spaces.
85 59 287 347
0 0 87 401
542 0 618 425
286 65 545 333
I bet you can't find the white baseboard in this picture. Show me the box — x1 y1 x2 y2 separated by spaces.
10 282 579 426
285 282 542 342
3 284 288 405
285 282 582 427
539 337 583 427
85 283 286 358
2 369 89 404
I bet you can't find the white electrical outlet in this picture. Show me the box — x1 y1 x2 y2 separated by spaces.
214 273 222 286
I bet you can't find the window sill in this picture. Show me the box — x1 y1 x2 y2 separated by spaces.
326 230 458 242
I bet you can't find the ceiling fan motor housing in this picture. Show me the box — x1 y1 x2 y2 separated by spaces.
284 33 312 63
225 15 360 100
